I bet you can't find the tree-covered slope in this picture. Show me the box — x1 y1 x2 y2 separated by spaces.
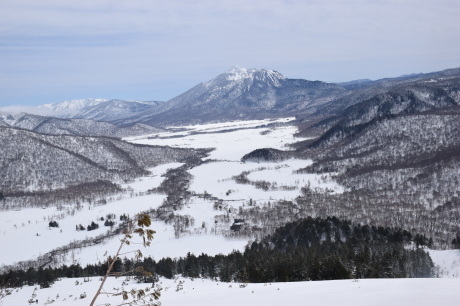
0 127 206 193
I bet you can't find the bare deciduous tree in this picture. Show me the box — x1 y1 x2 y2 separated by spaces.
90 214 160 306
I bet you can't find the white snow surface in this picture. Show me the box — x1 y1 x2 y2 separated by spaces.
1 118 457 269
2 277 460 306
188 160 342 204
427 249 460 278
128 117 298 160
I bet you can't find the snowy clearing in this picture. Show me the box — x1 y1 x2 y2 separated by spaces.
127 118 301 161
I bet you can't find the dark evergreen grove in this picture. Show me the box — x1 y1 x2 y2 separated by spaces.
0 217 435 289
170 217 434 282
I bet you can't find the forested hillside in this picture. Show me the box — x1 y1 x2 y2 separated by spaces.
0 113 164 137
0 126 207 196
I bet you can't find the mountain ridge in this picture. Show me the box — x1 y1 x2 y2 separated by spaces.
0 112 165 137
2 66 460 128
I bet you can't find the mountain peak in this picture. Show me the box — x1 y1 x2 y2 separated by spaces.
224 66 286 82
225 66 255 81
205 67 286 89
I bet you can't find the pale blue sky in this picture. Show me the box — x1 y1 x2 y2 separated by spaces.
1 0 459 107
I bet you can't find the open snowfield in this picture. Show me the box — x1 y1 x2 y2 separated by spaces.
189 160 342 204
0 163 180 266
2 118 460 305
127 118 300 160
0 159 248 267
2 276 460 306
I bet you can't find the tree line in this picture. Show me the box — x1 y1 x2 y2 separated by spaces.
0 217 435 289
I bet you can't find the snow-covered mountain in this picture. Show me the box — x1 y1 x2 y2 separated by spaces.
71 99 162 122
0 98 167 137
3 67 346 127
2 112 460 306
36 98 109 117
119 66 347 125
33 98 162 122
4 67 460 128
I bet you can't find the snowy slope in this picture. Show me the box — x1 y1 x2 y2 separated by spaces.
2 277 460 306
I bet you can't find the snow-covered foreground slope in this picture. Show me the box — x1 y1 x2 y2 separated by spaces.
3 277 460 306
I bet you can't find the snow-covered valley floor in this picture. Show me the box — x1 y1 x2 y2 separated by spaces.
1 118 340 268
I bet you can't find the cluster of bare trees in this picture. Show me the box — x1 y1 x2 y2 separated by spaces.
1 181 121 211
207 186 459 250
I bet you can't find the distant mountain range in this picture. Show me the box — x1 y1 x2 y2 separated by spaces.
2 66 460 131
35 98 163 122
0 112 164 138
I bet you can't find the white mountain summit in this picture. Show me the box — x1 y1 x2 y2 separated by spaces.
215 66 285 84
202 66 287 91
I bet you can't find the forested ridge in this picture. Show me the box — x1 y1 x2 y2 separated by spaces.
277 76 460 249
